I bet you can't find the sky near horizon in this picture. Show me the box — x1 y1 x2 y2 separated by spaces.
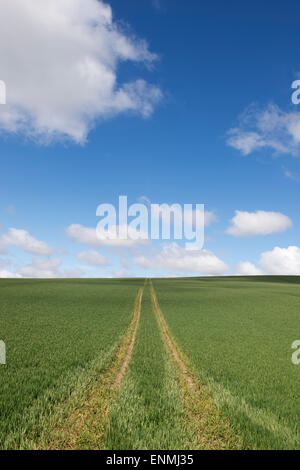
0 0 300 278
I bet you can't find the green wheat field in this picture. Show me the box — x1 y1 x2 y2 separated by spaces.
0 276 299 450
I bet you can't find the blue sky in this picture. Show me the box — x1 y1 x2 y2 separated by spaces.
0 0 300 278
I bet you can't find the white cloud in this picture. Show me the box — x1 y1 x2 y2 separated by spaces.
227 104 300 156
226 210 292 237
237 245 300 276
134 243 229 275
236 261 263 275
111 269 131 278
0 0 162 144
77 249 109 265
20 258 61 278
0 269 22 278
1 228 53 255
259 246 300 275
66 224 149 248
19 257 85 278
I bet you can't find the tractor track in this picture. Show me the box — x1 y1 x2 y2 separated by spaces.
150 280 242 450
113 284 144 387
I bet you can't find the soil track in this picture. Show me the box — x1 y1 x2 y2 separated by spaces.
114 283 144 387
150 280 194 390
150 280 242 450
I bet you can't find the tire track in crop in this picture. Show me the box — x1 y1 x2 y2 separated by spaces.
113 283 144 388
150 280 243 450
150 280 195 390
39 284 145 450
103 280 191 449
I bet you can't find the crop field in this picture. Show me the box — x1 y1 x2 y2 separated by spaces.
153 276 300 449
0 278 142 449
0 276 300 450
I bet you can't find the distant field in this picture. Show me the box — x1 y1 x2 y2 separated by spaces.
0 278 142 449
1 276 300 450
153 276 300 449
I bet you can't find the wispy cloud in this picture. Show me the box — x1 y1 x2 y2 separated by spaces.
283 166 300 181
227 103 300 157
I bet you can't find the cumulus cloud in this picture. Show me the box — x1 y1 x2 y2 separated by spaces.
20 258 61 278
134 243 229 275
1 228 53 255
0 0 162 144
0 269 22 278
66 224 149 248
19 257 85 278
259 246 300 275
237 246 300 276
236 261 263 275
77 249 109 265
227 104 300 156
226 210 292 237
